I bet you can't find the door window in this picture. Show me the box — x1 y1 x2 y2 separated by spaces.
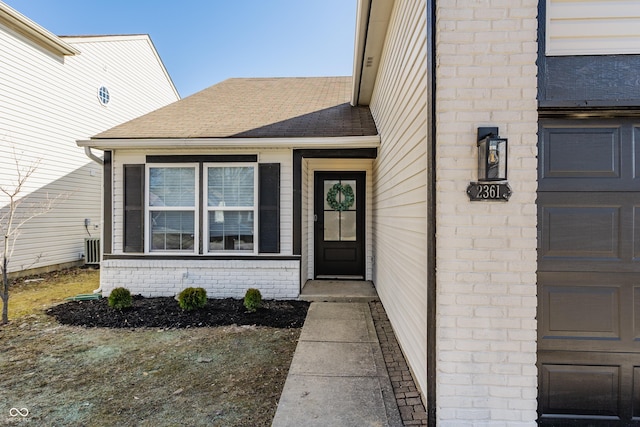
323 179 357 241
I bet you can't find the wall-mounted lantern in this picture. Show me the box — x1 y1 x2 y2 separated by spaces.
477 127 507 181
467 127 512 201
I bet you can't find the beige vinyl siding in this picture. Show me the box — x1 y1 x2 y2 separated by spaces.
368 0 428 395
301 158 310 283
111 149 293 256
0 25 178 273
547 0 640 55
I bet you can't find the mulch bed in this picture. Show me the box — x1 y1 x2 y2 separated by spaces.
46 296 310 329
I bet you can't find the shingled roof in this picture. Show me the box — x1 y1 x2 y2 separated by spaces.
94 76 377 139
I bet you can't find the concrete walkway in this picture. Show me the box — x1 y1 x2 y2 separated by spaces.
272 302 402 427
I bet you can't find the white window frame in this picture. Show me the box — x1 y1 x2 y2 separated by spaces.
203 163 258 255
145 163 199 254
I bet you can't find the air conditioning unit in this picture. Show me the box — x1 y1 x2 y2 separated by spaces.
84 238 101 265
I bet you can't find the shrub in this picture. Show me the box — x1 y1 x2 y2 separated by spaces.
243 288 262 312
108 287 132 310
178 287 207 311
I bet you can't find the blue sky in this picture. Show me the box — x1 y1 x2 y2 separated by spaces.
3 1 357 97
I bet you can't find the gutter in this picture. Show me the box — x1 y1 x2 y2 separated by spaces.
84 146 104 165
77 135 381 150
82 146 103 294
351 0 372 106
81 145 103 294
0 3 80 56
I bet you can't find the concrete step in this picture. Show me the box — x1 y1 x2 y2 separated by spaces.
299 280 379 302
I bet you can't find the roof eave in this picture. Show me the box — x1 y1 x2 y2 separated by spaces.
0 3 80 56
351 0 371 107
351 0 394 107
77 135 381 150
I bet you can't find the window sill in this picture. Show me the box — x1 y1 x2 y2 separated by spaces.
104 254 300 261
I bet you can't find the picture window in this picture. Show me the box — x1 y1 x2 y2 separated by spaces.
146 165 197 253
143 163 257 254
205 165 257 253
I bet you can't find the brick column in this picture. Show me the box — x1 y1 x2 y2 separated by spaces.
435 0 538 425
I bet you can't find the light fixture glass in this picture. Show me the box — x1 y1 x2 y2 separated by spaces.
477 129 507 181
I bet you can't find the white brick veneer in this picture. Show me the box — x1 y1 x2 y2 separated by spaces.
100 259 300 299
436 0 539 425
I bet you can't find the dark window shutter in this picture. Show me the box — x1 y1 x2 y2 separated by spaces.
259 163 280 253
103 150 113 254
124 164 145 252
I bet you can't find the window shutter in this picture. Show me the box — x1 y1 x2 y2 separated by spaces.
124 164 145 252
103 151 113 254
259 163 280 253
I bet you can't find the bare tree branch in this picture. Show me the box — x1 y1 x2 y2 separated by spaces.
0 148 63 323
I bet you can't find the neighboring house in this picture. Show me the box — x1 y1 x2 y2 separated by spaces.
79 0 640 426
0 2 179 276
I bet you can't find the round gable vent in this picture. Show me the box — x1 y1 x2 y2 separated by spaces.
97 86 110 106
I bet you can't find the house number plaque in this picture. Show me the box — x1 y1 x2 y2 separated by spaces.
466 182 511 201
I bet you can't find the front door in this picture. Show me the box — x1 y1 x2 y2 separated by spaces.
314 172 365 278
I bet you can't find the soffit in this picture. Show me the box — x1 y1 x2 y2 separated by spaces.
352 0 394 106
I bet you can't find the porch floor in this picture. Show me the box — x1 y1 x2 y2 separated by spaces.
299 280 379 302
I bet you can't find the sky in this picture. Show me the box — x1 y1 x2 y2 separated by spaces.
3 1 358 98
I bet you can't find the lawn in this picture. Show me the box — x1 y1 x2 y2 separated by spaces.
0 268 301 426
7 267 100 319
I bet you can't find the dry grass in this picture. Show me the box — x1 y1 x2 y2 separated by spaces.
7 267 99 320
0 321 299 426
0 267 300 426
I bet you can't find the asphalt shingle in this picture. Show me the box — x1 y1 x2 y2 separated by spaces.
94 76 377 139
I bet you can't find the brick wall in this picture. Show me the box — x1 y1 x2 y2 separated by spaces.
100 259 300 299
435 0 538 425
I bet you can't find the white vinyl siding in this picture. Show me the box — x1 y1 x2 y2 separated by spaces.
547 0 640 55
369 0 429 398
0 25 178 273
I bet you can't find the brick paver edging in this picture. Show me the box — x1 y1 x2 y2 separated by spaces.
369 301 428 426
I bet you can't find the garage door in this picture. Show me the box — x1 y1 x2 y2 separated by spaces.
538 118 640 425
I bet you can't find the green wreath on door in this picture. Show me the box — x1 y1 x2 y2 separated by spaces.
326 183 355 211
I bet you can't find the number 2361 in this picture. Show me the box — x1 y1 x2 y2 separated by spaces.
467 182 511 201
476 184 500 199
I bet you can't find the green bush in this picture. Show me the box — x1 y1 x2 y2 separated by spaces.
243 288 262 312
108 287 132 310
178 287 207 311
